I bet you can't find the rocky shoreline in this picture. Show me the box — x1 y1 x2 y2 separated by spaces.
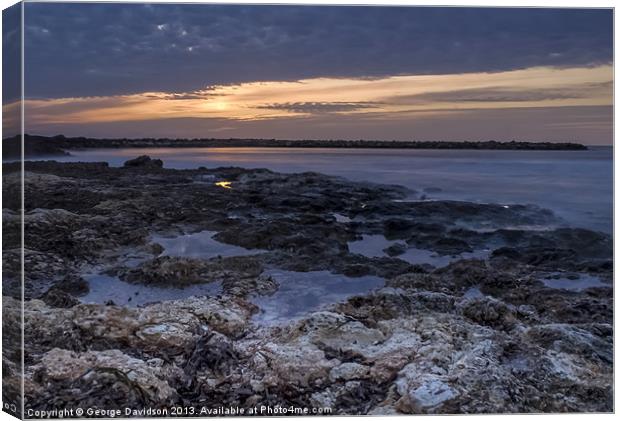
2 134 588 159
2 156 612 415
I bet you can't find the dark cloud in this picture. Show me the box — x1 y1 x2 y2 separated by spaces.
22 3 613 98
255 101 379 113
3 3 21 104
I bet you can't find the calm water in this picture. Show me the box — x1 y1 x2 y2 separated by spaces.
58 146 612 233
541 273 610 291
348 234 490 267
81 273 222 307
251 269 384 325
151 230 264 259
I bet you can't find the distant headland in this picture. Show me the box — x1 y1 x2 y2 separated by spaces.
2 134 588 159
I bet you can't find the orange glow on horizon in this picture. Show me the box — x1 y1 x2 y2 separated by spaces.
11 65 613 128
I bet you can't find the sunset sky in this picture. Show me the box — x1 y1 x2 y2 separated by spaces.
3 3 614 143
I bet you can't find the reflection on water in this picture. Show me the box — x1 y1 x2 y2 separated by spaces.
348 234 489 267
251 269 384 325
541 273 611 291
151 230 262 259
215 181 232 189
58 146 612 233
81 273 222 307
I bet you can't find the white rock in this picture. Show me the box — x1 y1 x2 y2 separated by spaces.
329 362 370 381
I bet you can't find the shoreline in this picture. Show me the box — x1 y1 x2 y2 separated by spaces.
2 134 589 159
2 157 612 414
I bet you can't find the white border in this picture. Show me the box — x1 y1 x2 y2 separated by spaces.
0 2 617 421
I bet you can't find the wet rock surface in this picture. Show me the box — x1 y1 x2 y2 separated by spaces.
2 158 612 414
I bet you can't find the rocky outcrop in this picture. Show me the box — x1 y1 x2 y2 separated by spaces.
123 155 164 169
2 158 611 414
2 134 69 159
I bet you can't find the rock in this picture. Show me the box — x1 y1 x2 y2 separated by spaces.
3 159 611 414
410 291 456 313
524 323 612 364
20 294 254 359
120 256 209 286
135 323 195 350
329 363 371 382
384 242 407 257
183 331 237 375
432 237 473 255
221 272 278 297
396 374 457 413
147 242 165 255
301 311 386 356
120 255 262 287
459 296 517 331
245 341 339 389
28 348 180 408
387 273 443 291
40 289 80 308
123 155 164 168
384 218 417 239
54 274 89 296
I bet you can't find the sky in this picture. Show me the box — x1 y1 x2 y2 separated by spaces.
2 3 614 143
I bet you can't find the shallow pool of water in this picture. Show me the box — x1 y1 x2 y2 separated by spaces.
348 234 489 267
541 273 611 291
151 230 263 259
251 269 384 325
81 273 222 307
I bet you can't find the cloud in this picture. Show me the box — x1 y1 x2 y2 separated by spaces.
3 3 21 104
22 3 613 98
155 90 225 100
255 101 379 114
389 82 611 104
1 100 21 137
18 65 612 132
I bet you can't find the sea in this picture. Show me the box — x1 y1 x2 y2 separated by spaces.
49 146 613 234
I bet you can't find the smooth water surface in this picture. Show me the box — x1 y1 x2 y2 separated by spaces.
81 273 222 307
348 234 490 267
151 230 263 259
541 273 611 291
251 269 384 325
58 146 612 233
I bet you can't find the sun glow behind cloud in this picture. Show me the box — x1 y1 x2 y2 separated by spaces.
17 65 611 129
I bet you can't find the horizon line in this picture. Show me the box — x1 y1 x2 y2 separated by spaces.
6 133 594 144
